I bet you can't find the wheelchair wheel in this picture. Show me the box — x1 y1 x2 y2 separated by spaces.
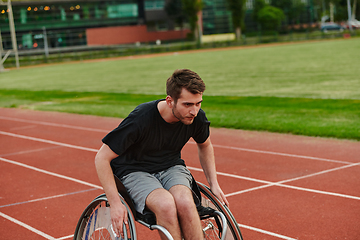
197 182 243 240
73 194 137 240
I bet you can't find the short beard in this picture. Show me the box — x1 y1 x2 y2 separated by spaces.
172 107 182 122
172 106 194 125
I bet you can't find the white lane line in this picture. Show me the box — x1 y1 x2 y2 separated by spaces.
10 125 37 131
0 146 61 157
238 223 297 240
0 157 102 190
56 235 73 240
1 130 359 201
2 116 359 240
226 178 360 201
0 116 109 133
0 157 101 240
1 115 354 165
0 130 98 153
2 128 353 168
277 161 360 185
188 166 272 185
0 155 298 240
1 131 358 240
0 188 99 209
0 211 55 240
2 130 359 201
188 165 360 201
0 157 332 240
211 143 353 165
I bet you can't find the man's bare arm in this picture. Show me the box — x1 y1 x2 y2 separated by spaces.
95 144 128 237
197 138 229 206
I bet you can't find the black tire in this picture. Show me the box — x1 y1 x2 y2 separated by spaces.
197 182 244 240
73 194 137 240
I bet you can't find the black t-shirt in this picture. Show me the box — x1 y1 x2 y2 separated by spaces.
102 99 210 178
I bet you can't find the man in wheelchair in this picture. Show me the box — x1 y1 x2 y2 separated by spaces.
95 69 229 240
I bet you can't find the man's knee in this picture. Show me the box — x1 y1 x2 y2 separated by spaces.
177 196 197 216
146 189 178 218
158 197 178 217
170 185 197 214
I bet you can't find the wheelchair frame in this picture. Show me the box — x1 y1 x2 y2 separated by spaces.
73 175 243 240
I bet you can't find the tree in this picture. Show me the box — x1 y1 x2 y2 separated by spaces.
317 0 342 21
181 0 203 41
271 0 306 25
252 0 267 24
258 6 286 31
225 0 246 40
352 0 357 19
271 0 291 13
289 0 307 25
165 0 186 29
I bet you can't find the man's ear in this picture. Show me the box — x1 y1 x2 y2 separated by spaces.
166 95 174 108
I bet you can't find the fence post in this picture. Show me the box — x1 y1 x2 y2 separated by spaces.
0 29 4 72
7 0 20 68
0 29 10 72
43 26 49 60
347 0 353 32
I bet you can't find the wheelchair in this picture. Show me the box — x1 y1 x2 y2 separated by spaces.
73 174 243 240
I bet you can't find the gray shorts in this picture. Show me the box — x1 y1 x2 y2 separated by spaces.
120 165 193 214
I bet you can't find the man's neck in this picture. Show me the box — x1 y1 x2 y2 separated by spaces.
157 100 178 124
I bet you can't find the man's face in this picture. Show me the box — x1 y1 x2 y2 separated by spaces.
171 88 203 125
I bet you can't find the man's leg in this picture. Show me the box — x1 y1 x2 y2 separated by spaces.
169 185 203 240
156 165 203 240
122 171 182 239
146 188 182 240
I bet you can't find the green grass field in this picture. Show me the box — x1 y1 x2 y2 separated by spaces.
1 38 359 140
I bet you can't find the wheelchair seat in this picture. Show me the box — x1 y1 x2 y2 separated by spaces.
113 174 215 226
73 174 243 240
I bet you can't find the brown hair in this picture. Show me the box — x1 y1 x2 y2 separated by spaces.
166 69 206 101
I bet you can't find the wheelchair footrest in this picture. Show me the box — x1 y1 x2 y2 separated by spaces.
136 211 157 226
197 205 216 219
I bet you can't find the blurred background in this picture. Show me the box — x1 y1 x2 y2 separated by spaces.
1 0 359 68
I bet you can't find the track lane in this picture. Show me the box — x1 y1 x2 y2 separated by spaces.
1 108 359 240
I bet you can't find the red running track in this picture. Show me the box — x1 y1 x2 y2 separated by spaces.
0 107 359 240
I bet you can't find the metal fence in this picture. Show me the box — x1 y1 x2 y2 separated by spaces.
1 27 358 69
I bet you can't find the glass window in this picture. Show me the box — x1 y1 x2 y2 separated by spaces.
107 4 138 18
145 0 165 10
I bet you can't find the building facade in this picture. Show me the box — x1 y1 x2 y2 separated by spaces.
1 0 313 49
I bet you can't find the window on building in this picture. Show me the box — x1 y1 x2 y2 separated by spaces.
145 0 165 10
107 4 138 18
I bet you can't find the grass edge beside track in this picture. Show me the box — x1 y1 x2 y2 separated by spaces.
0 89 359 141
